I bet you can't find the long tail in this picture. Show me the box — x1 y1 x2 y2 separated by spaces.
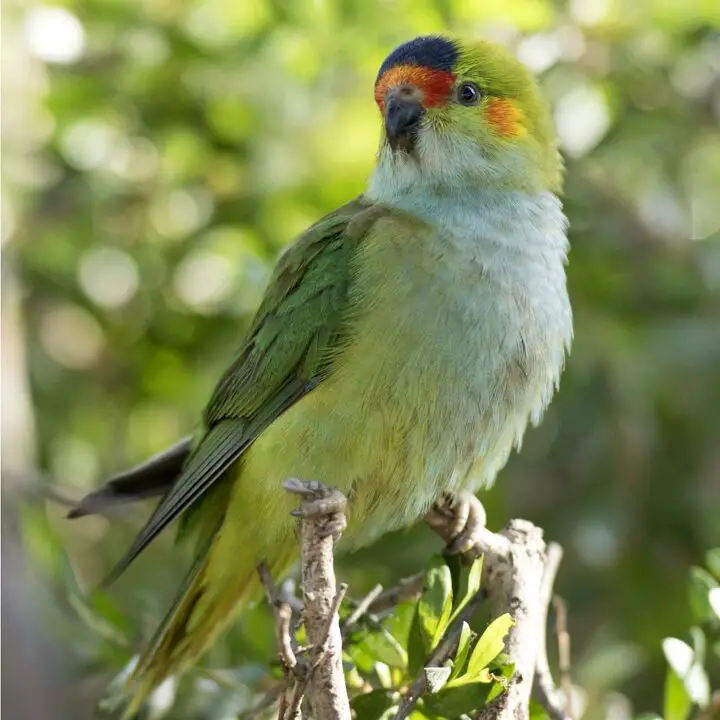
68 437 191 519
123 532 296 717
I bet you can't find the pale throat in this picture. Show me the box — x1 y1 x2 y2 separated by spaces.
365 152 568 250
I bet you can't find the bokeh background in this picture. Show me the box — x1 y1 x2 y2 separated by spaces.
2 0 720 717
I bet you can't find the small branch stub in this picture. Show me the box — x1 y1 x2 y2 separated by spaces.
535 543 570 720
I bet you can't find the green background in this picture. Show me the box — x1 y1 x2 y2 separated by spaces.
2 0 719 717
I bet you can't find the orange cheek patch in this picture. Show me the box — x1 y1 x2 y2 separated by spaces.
485 98 527 138
375 65 455 111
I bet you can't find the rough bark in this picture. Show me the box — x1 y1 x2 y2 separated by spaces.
473 520 550 720
285 479 351 720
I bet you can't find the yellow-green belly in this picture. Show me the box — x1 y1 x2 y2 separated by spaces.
211 217 563 573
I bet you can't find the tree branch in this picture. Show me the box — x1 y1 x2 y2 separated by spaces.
553 596 574 719
534 542 569 720
424 499 567 719
341 583 383 639
257 482 568 720
471 520 549 720
365 573 424 616
284 478 352 720
259 563 298 673
393 518 565 720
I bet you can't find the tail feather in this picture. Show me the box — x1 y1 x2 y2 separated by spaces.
68 437 192 519
123 536 296 718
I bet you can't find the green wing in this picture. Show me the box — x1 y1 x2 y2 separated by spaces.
107 197 383 579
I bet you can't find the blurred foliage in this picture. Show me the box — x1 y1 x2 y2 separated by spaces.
659 549 720 719
344 555 517 720
2 0 720 716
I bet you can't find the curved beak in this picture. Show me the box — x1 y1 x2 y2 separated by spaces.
384 92 424 152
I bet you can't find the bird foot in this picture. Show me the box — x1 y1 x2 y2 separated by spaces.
284 478 348 540
425 491 488 561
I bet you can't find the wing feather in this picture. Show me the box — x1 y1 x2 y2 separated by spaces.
106 197 385 578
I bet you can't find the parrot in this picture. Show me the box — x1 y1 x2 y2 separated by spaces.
69 34 572 712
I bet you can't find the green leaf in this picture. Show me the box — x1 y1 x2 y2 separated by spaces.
424 666 452 693
418 556 454 653
466 614 515 678
422 673 508 718
89 591 133 637
348 637 383 677
449 555 483 625
709 588 720 621
408 606 428 677
385 600 416 648
445 656 514 691
378 707 401 720
529 699 551 719
376 662 393 689
20 505 68 582
688 567 719 622
689 626 706 666
446 553 463 604
68 593 129 647
354 628 407 669
664 665 692 720
705 548 720 580
351 689 398 720
483 661 515 703
422 682 490 716
448 667 493 687
662 637 710 708
449 622 473 680
663 637 693 678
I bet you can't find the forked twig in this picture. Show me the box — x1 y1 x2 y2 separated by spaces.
342 583 383 638
366 573 424 616
534 543 567 720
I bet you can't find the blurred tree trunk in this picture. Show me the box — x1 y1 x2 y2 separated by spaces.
1 25 88 707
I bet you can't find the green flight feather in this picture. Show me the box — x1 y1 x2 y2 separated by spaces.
119 197 394 714
107 197 376 582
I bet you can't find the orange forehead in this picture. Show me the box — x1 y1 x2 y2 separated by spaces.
485 98 526 138
374 64 455 110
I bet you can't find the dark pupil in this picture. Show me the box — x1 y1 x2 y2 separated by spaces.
461 84 477 103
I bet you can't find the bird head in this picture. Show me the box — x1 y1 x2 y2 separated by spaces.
371 36 562 196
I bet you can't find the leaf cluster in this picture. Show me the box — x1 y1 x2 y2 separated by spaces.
346 554 515 720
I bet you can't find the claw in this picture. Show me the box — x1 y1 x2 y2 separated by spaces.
426 491 487 562
318 516 347 540
284 478 347 541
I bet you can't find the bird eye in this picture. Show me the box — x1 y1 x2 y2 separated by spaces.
457 82 482 106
